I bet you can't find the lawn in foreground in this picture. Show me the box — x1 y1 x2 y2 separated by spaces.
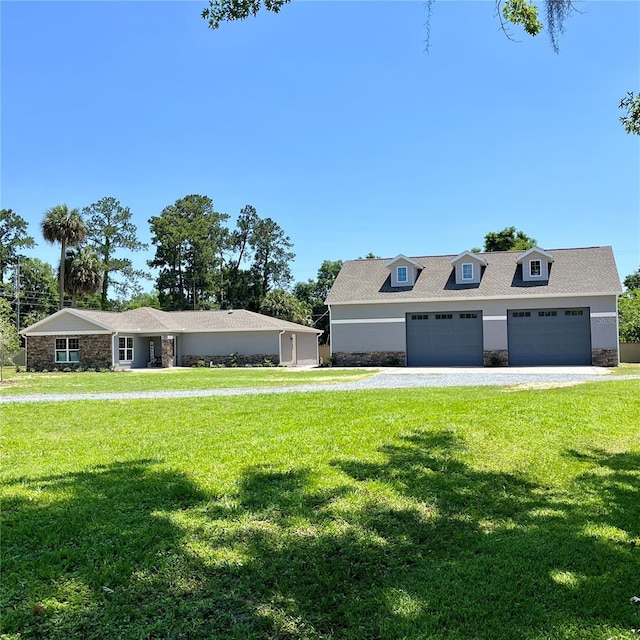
2 381 639 639
0 367 375 396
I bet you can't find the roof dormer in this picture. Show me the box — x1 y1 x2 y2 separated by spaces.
385 254 424 288
449 251 487 285
516 247 554 282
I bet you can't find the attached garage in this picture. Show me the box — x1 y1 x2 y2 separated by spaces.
507 307 592 366
406 311 483 366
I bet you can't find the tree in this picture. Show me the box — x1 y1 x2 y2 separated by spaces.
249 216 295 300
14 258 59 328
482 227 537 252
0 209 35 284
620 92 640 136
293 259 343 343
149 195 229 310
82 197 148 309
618 290 640 343
202 0 577 52
260 289 311 325
41 205 86 309
0 312 20 380
63 247 104 306
623 267 640 292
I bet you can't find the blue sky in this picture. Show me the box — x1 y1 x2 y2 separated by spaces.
1 0 639 290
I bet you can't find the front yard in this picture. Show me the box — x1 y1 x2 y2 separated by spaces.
2 380 639 639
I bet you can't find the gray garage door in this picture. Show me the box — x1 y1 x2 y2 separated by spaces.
507 308 591 366
406 311 483 366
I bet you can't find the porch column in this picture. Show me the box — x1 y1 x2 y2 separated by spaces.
161 335 174 368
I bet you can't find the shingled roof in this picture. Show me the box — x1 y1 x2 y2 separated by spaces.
325 246 621 305
23 308 322 335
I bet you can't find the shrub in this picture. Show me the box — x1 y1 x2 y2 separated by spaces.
197 360 206 368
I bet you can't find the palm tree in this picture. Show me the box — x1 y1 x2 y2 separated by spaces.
63 247 103 306
41 205 87 309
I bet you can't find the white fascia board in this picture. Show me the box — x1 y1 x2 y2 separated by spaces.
175 327 323 335
449 251 487 265
20 308 115 335
384 254 424 269
22 330 114 336
329 291 622 306
516 247 554 263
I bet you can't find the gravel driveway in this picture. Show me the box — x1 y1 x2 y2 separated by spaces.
0 367 633 404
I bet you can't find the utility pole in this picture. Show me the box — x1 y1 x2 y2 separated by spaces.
13 256 21 332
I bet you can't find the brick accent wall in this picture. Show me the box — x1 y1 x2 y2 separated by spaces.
26 334 112 371
332 351 406 367
182 354 279 367
484 350 509 367
592 348 619 367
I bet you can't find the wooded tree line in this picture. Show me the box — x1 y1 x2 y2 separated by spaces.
0 197 342 339
1 205 639 346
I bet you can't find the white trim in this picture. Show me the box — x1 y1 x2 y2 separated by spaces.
449 251 487 266
461 263 474 280
23 330 114 336
20 307 115 335
483 316 508 321
516 247 554 263
328 291 621 305
529 259 542 278
396 265 408 283
384 254 424 269
590 311 618 318
332 318 405 324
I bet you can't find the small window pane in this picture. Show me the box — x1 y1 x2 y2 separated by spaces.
397 266 408 283
462 263 473 280
530 260 541 277
56 351 67 362
68 338 79 350
69 351 80 362
56 339 66 349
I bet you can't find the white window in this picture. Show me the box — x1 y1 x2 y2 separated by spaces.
55 338 79 363
119 336 134 362
530 260 542 277
461 263 473 280
397 266 408 283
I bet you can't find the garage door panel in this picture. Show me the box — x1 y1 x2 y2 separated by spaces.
507 308 591 366
406 312 483 366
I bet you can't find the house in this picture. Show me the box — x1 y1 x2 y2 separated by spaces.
20 307 322 371
325 246 622 367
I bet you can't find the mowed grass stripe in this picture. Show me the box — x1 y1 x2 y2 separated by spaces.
0 367 376 396
2 381 639 639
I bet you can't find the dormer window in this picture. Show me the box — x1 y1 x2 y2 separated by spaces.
516 247 553 283
385 255 424 288
530 260 541 277
449 251 486 285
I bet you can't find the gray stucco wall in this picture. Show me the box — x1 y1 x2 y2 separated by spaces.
279 331 318 366
178 331 279 360
330 295 619 358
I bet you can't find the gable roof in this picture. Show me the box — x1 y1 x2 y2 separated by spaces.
384 254 425 269
516 247 555 263
22 308 322 335
325 246 621 305
449 251 488 266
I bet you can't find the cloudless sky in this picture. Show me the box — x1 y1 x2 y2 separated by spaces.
1 0 639 291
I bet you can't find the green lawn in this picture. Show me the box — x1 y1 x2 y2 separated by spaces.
2 381 639 639
0 367 375 396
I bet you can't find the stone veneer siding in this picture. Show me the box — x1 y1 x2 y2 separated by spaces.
592 348 618 367
182 354 280 367
26 334 112 371
332 351 406 367
484 350 509 367
161 337 174 368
